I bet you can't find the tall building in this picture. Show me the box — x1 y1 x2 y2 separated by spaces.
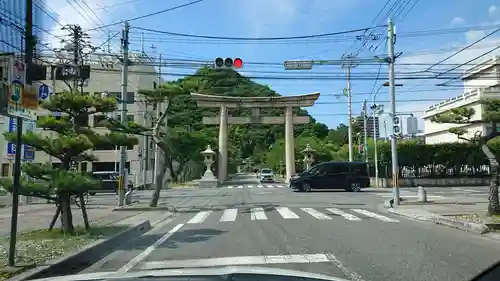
0 0 44 54
354 116 380 139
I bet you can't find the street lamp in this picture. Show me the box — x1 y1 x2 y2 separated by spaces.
370 83 403 188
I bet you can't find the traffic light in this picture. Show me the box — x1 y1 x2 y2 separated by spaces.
393 116 401 135
358 144 365 155
214 57 243 68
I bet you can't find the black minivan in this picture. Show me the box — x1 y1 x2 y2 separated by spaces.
289 161 370 192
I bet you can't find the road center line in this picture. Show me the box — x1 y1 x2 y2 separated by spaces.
117 223 184 273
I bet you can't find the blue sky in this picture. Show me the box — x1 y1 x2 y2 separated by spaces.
41 0 500 134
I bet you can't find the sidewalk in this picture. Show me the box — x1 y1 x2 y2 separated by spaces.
385 196 499 235
0 203 143 237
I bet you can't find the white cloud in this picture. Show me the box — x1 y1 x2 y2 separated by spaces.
43 0 127 51
450 17 465 25
489 5 498 17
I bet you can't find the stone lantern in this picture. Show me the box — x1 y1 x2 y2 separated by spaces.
199 145 217 188
301 144 316 170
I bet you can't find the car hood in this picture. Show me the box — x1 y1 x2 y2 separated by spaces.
30 266 350 281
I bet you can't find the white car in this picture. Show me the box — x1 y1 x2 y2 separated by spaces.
259 168 274 183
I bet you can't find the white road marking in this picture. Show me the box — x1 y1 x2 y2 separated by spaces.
351 209 399 223
275 207 300 219
257 184 264 188
237 185 243 189
250 207 267 220
247 185 253 188
187 211 212 224
118 223 184 273
301 208 332 220
326 208 362 221
141 253 332 269
220 209 238 222
227 186 233 189
380 195 444 199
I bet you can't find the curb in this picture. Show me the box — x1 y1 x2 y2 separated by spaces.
8 220 152 281
388 208 490 234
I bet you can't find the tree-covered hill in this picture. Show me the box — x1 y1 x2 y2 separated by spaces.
163 67 339 180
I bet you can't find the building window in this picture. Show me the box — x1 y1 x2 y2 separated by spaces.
107 92 135 104
94 143 116 151
127 115 134 122
1 163 9 177
94 115 106 127
75 115 89 126
80 162 87 172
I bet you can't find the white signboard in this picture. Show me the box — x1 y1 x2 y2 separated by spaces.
284 60 313 70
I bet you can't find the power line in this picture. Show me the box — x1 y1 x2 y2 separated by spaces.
87 0 206 31
131 26 380 41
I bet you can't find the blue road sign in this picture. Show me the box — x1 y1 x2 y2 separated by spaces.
23 146 34 161
38 83 50 100
8 117 16 132
7 143 16 155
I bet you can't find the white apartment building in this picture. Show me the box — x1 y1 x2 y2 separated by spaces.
0 52 165 185
423 56 500 144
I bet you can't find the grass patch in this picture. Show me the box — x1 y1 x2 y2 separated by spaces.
0 225 126 280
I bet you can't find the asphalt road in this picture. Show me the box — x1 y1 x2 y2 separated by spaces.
81 174 499 281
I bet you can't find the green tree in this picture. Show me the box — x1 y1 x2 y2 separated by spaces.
0 91 138 234
138 84 189 207
430 100 500 216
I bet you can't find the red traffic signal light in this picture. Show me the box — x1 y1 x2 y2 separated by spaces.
233 58 243 68
214 57 243 68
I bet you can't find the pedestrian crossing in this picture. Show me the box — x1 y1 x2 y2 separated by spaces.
225 184 287 189
185 207 399 224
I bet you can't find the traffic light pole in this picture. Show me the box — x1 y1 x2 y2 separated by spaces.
388 18 400 206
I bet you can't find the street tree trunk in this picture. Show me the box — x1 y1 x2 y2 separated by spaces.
59 191 74 234
149 99 169 207
480 143 500 216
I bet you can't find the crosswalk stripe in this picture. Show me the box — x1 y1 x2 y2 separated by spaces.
227 186 233 189
250 207 267 220
220 209 238 222
301 208 331 220
275 207 300 219
351 209 399 222
247 185 253 188
187 211 212 224
257 184 263 188
326 208 361 221
237 185 243 189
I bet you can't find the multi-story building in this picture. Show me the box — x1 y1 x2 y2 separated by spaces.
423 56 500 144
354 116 380 139
0 0 44 54
0 51 164 186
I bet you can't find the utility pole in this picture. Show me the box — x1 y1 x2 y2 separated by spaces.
362 99 368 163
70 25 82 91
153 54 161 185
9 0 33 267
388 18 400 205
118 21 129 206
341 54 358 162
142 106 149 189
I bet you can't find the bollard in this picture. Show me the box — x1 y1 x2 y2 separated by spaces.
417 186 427 203
125 190 133 205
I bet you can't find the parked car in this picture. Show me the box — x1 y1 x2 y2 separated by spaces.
289 161 369 192
259 168 274 183
88 171 133 195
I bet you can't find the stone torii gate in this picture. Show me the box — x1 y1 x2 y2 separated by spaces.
190 92 320 183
